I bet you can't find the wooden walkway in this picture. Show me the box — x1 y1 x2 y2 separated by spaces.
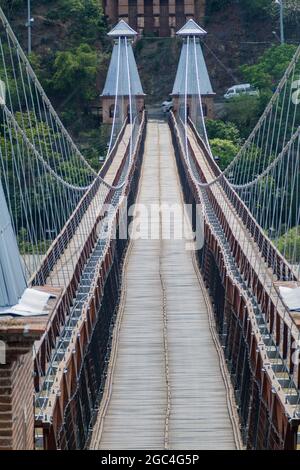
90 121 239 450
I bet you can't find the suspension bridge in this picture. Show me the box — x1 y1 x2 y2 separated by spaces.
0 10 300 451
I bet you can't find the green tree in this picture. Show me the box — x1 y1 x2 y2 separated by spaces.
206 0 232 15
276 226 300 263
210 138 240 170
238 44 300 139
270 0 300 23
241 0 273 18
51 44 99 101
223 95 261 138
240 44 298 91
0 110 87 249
206 119 241 145
1 0 24 18
46 0 106 43
207 0 274 19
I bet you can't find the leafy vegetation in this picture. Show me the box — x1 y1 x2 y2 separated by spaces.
240 44 298 93
134 38 181 104
206 0 232 15
207 0 300 21
1 0 109 160
1 0 299 256
210 138 240 170
276 227 300 263
1 1 23 17
223 95 261 139
0 110 84 244
51 44 100 101
215 43 300 261
207 0 269 16
206 120 241 169
222 45 298 138
45 0 106 44
206 119 241 144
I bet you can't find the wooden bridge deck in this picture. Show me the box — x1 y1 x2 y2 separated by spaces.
90 121 239 450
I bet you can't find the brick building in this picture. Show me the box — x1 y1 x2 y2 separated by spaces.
103 1 206 37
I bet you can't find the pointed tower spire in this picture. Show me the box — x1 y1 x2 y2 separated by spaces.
107 19 138 38
172 19 215 120
101 20 145 124
0 182 26 308
176 19 207 37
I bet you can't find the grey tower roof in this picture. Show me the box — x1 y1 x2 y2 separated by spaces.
0 182 26 308
108 19 138 38
176 19 207 37
172 21 214 96
102 21 144 97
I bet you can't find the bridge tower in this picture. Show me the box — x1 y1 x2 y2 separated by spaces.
172 19 215 120
101 20 145 125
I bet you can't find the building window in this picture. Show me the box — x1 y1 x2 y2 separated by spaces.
110 104 119 118
202 103 208 117
179 103 190 118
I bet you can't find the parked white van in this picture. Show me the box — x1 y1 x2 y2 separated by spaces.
161 100 173 113
224 83 259 100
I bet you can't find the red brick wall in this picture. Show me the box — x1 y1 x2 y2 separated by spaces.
103 1 206 36
0 352 34 450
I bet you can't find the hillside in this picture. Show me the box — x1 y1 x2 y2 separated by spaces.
1 0 300 155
